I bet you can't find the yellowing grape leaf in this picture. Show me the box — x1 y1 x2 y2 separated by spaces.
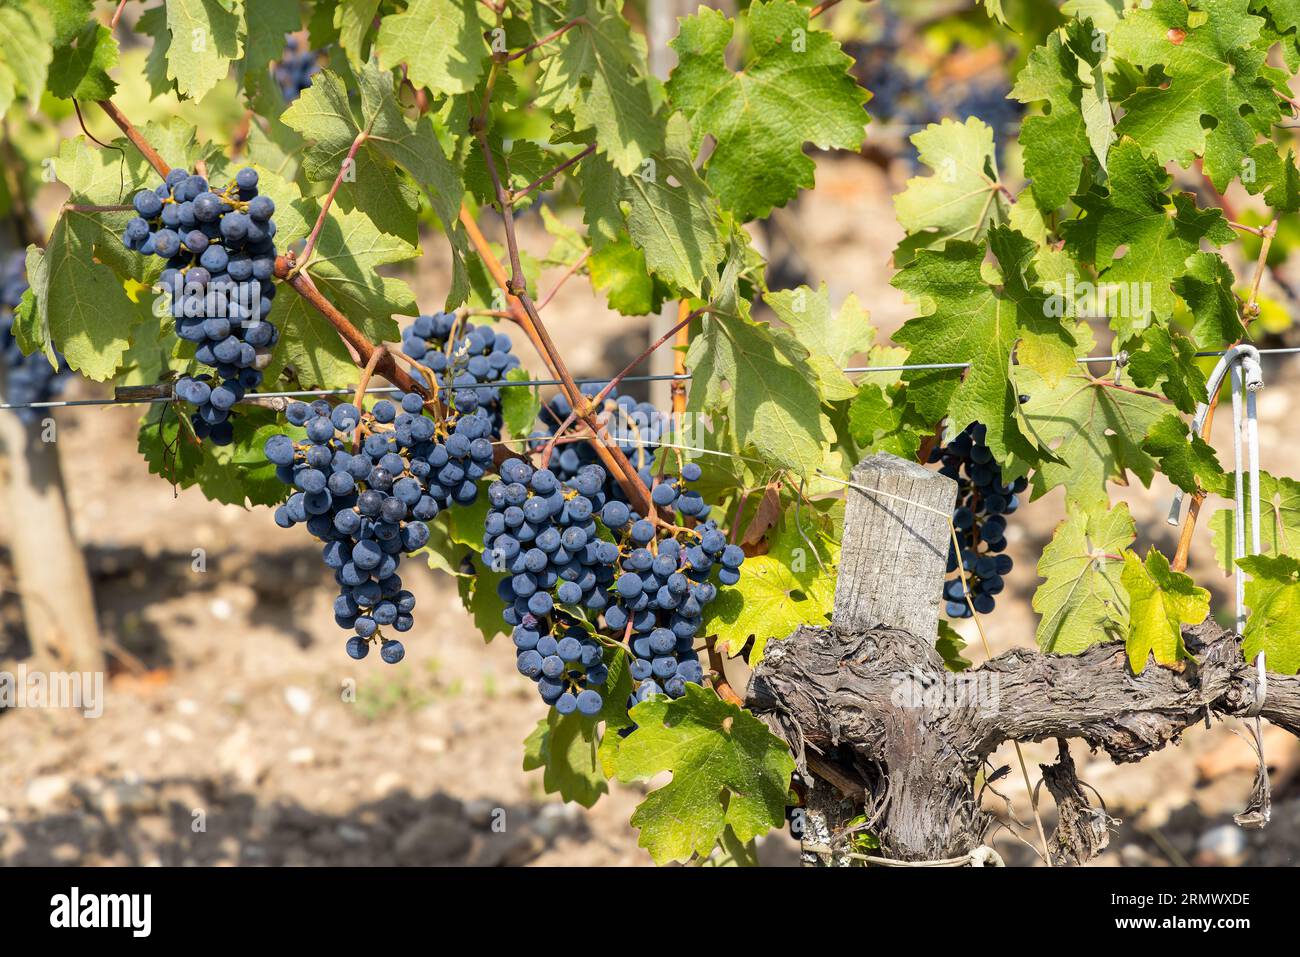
1121 548 1209 673
705 510 838 664
765 285 879 402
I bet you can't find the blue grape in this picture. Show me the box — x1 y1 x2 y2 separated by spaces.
932 422 1023 619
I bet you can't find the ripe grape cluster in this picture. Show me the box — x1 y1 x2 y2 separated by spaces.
122 167 279 446
930 423 1026 618
487 457 743 716
399 312 520 435
1 252 71 421
265 394 495 662
275 38 322 101
529 383 666 502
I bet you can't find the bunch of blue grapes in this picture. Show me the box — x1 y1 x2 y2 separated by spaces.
265 394 495 662
487 457 744 716
1 252 71 421
529 383 666 502
275 38 322 101
122 167 279 446
399 312 520 435
930 423 1027 618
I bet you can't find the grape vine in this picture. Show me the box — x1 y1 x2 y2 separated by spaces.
6 0 1300 868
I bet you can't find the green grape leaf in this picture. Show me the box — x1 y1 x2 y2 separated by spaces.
1063 138 1235 338
162 0 244 101
256 173 415 390
237 0 302 95
847 381 928 461
578 149 625 250
1238 554 1300 675
1209 471 1300 572
614 683 795 864
1011 23 1111 213
1122 548 1209 673
1255 0 1300 31
893 228 1070 468
282 65 423 242
936 620 972 672
0 1 54 114
335 0 381 68
522 651 634 808
621 113 726 297
1018 333 1165 513
138 404 287 507
893 118 1008 263
1141 412 1230 496
534 0 663 178
500 365 541 440
17 140 153 379
1174 251 1245 348
588 238 663 316
667 0 868 220
1034 503 1134 653
705 511 838 664
1125 325 1208 414
50 20 120 104
375 0 487 95
1110 0 1283 189
1244 143 1300 213
686 300 830 478
765 286 877 402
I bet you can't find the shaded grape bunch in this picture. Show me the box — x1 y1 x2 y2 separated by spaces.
1 251 71 422
275 38 322 102
399 312 519 435
529 383 667 503
930 423 1026 618
123 166 279 446
487 457 742 716
265 394 496 662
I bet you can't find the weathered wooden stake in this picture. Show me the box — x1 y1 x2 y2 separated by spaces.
0 391 103 675
832 453 956 638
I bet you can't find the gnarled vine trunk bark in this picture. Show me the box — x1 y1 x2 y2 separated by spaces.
746 454 1300 865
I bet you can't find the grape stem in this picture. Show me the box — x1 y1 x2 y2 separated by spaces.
502 19 585 62
290 126 373 278
274 262 427 398
456 160 655 514
512 145 596 205
534 248 591 311
350 347 385 452
540 302 708 467
96 99 170 178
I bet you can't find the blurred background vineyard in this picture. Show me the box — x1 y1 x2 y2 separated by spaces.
2 0 1299 867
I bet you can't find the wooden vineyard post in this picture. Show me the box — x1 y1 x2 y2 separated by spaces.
0 383 103 676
